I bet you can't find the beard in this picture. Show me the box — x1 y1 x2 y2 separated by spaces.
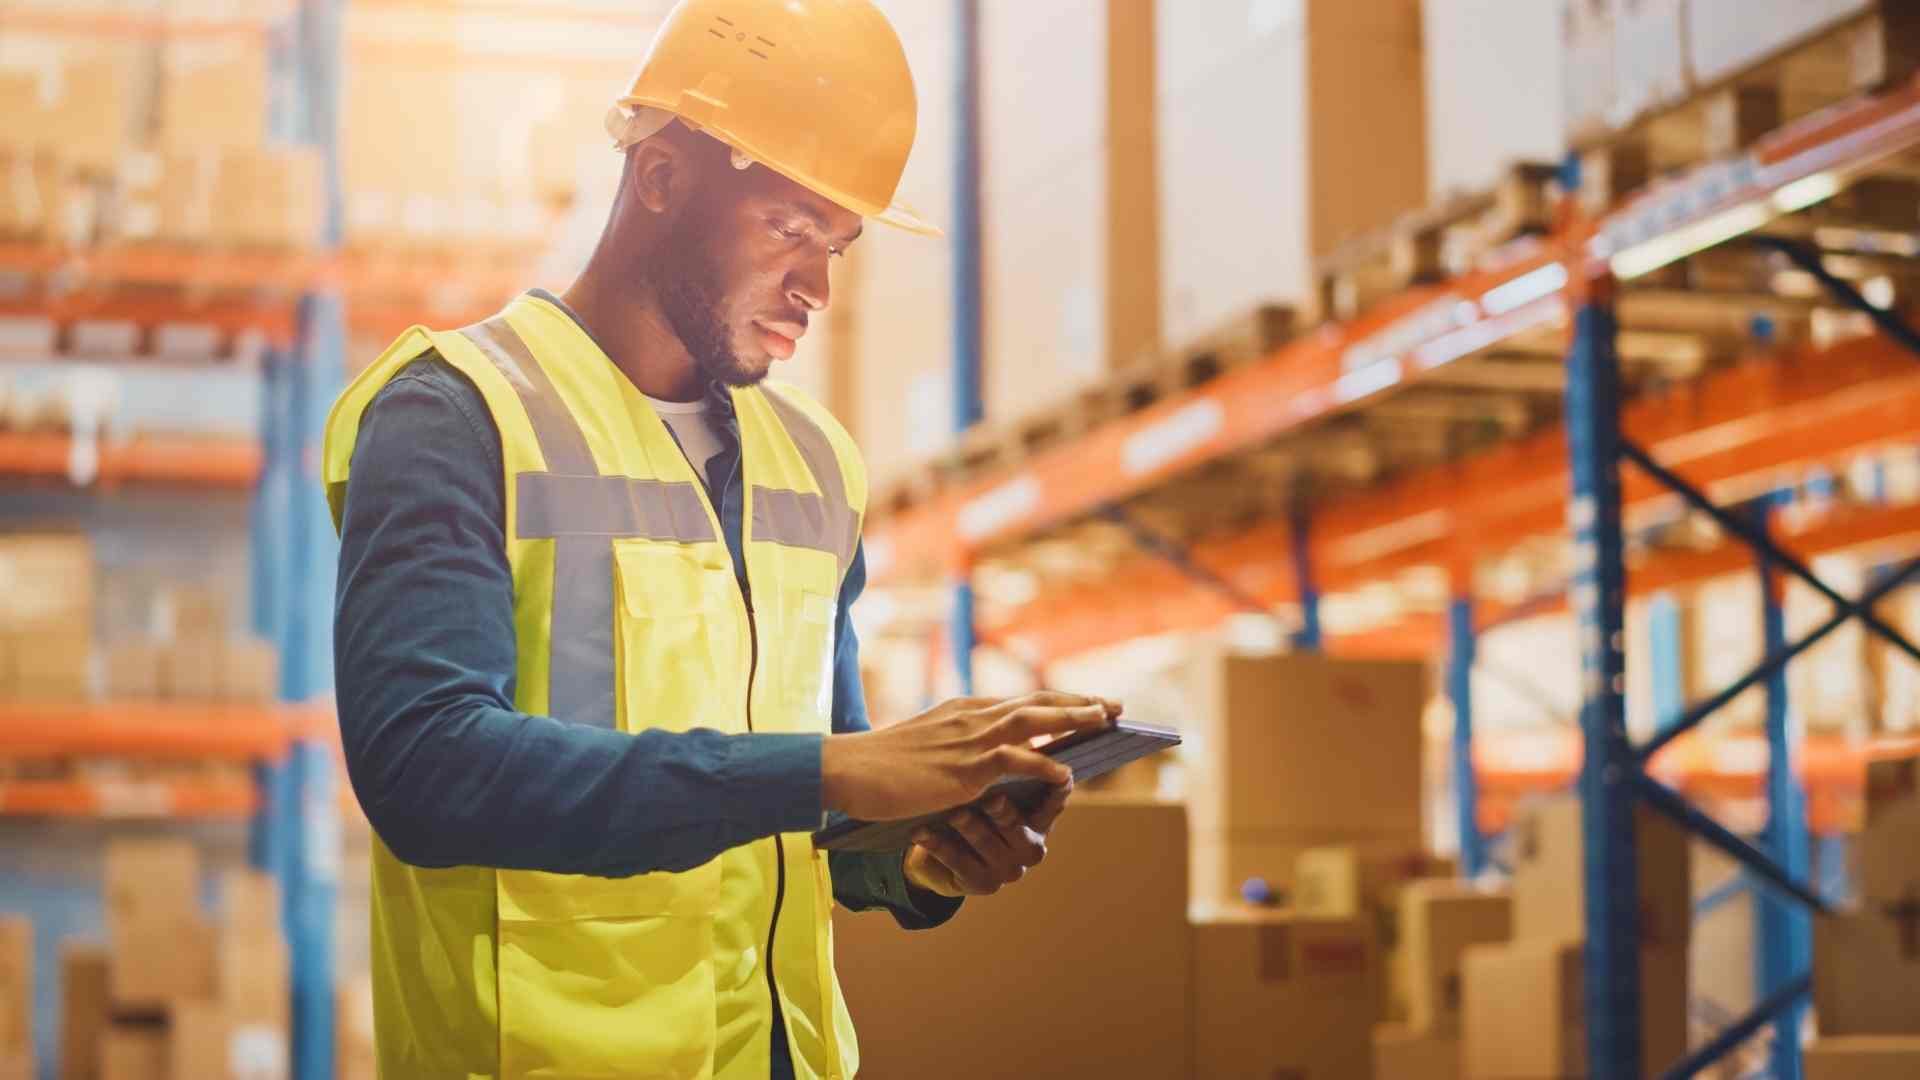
652 216 768 388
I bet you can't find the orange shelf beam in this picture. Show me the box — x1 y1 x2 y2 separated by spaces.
0 432 261 489
0 9 273 40
0 702 308 761
0 779 259 819
867 73 1920 588
985 330 1920 664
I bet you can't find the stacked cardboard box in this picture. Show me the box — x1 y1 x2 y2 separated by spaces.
1803 1035 1920 1079
0 533 95 701
1461 795 1692 1077
833 801 1191 1079
99 841 291 1079
1813 754 1920 1036
0 917 31 1080
60 945 110 1080
128 584 282 703
1373 880 1513 1079
1191 908 1380 1078
1185 645 1428 909
336 974 376 1080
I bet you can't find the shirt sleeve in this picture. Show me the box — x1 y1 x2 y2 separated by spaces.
824 542 964 930
334 355 824 877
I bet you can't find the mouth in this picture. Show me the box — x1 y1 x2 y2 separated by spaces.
753 319 804 360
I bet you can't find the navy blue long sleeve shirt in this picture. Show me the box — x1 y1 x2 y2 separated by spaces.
334 322 959 1075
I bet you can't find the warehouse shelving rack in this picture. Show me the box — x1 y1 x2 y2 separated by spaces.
869 56 1920 1080
0 4 358 1078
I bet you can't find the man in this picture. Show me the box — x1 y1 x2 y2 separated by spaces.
322 1 1120 1076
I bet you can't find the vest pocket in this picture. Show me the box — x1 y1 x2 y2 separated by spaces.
779 588 836 718
614 541 738 735
497 860 723 1077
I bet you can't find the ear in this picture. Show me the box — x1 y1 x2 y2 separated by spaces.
625 140 687 215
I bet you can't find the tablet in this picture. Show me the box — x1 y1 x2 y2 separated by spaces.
810 720 1181 853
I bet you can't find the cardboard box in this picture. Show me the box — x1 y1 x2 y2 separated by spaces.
158 38 268 151
1510 794 1691 950
1563 0 1617 140
60 944 111 1080
1462 940 1581 1079
105 642 165 700
112 916 217 1013
220 929 289 1033
1292 844 1450 919
1399 880 1512 1035
156 585 229 641
223 870 280 935
1612 0 1688 123
1461 939 1688 1078
0 1052 31 1080
106 840 200 924
337 975 376 1080
0 533 92 633
833 801 1191 1080
1373 1022 1459 1080
1859 754 1920 904
1191 911 1379 1079
1813 908 1920 1035
101 1024 167 1080
1191 827 1424 909
211 149 323 251
46 55 139 176
1805 1035 1920 1080
1186 646 1426 836
160 637 225 701
1692 841 1756 1021
1686 0 1876 85
0 918 28 1061
222 639 280 703
9 630 93 701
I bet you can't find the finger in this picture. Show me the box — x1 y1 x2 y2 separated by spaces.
948 807 1013 861
911 826 996 894
981 690 1100 718
948 809 1031 885
983 745 1074 788
997 703 1114 744
1028 780 1074 832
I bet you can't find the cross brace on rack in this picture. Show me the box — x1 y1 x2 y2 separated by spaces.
1096 504 1296 638
1566 246 1920 1078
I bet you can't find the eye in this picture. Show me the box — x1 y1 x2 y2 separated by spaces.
773 221 805 241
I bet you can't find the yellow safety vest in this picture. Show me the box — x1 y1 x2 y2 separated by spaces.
322 292 865 1079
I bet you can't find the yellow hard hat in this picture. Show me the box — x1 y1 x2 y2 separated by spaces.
608 0 939 237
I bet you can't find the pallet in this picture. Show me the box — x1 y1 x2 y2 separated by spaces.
1307 162 1560 326
1575 2 1920 214
867 304 1298 523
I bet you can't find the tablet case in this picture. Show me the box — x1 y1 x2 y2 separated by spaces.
811 721 1180 853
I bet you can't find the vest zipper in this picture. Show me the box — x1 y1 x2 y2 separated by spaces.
726 443 791 1055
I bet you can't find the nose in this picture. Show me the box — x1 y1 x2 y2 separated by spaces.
785 253 830 313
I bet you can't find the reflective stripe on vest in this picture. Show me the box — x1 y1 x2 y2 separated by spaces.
459 315 862 728
462 317 716 729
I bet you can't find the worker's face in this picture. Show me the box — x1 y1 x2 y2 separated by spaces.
654 156 864 387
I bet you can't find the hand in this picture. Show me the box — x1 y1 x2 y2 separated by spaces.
903 782 1074 898
820 691 1120 823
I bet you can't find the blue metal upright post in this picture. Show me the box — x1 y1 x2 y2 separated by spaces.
1291 506 1322 651
949 0 983 693
273 3 345 1077
1755 506 1809 1080
1448 594 1485 876
249 348 295 878
1565 290 1643 1078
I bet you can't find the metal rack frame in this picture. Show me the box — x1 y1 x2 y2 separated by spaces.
909 57 1920 1080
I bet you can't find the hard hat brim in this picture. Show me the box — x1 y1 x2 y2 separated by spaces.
873 201 943 239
